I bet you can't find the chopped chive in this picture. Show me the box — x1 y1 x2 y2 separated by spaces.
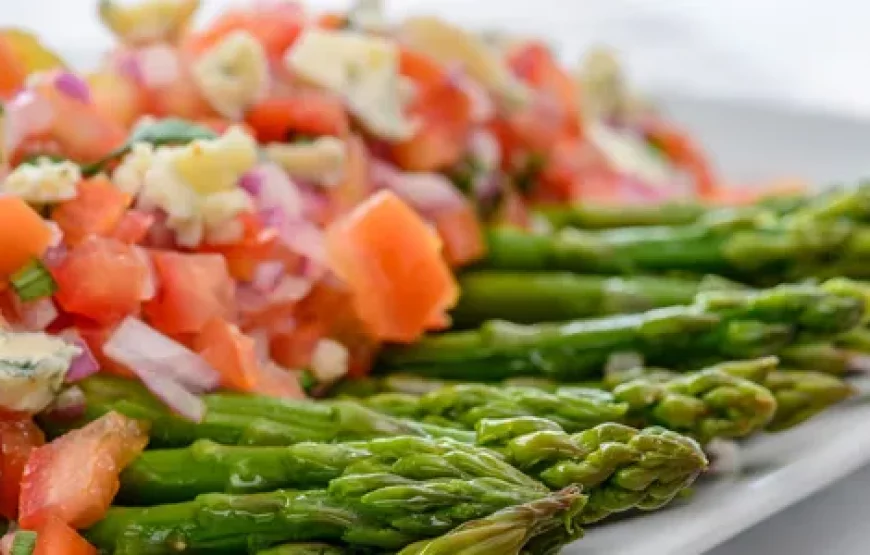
10 258 58 302
11 530 38 555
299 370 318 392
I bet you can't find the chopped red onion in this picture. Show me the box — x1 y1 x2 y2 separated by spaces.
469 129 501 170
279 219 328 264
54 72 92 104
0 532 14 555
449 70 495 123
251 163 304 219
272 275 314 303
252 261 286 292
370 160 466 217
45 221 64 248
14 298 58 331
133 246 157 301
42 243 69 268
104 317 220 392
136 366 206 422
137 44 181 88
46 386 87 420
239 171 265 196
116 51 145 84
60 329 99 382
4 90 55 153
247 328 271 363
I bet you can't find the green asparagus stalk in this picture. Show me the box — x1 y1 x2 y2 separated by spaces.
362 360 776 443
481 213 870 283
119 435 544 505
48 375 470 448
396 488 584 555
451 272 738 327
379 280 867 381
87 480 582 554
256 544 351 555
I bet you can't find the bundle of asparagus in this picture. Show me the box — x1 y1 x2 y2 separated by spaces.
380 280 867 381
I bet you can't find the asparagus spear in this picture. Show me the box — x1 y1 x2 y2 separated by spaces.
481 214 870 283
119 435 544 505
396 488 584 555
362 361 776 442
256 545 352 555
537 202 709 230
48 375 469 448
379 280 866 381
87 481 583 554
119 420 707 520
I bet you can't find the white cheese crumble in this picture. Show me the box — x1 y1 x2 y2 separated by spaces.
310 338 349 383
285 29 415 141
136 126 257 246
2 157 81 204
587 122 678 189
264 136 347 184
0 332 80 413
99 0 201 45
192 30 270 121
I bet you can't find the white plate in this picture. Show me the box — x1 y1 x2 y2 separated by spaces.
566 97 870 554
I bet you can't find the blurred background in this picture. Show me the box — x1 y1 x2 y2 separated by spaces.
4 0 870 117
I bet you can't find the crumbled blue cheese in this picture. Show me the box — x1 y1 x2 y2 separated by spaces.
0 332 80 413
136 126 257 246
113 143 155 196
264 136 347 184
347 0 390 34
285 29 415 141
192 30 270 121
2 157 81 204
587 122 677 189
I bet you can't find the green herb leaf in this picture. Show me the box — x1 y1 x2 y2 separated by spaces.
18 153 69 167
10 258 58 302
299 370 318 392
82 118 218 176
11 530 38 555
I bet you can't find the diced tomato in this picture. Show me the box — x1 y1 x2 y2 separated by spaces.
0 414 45 519
315 12 347 30
508 41 581 133
110 210 156 245
184 1 306 60
0 37 28 100
391 49 473 172
144 251 234 335
53 176 132 246
326 134 371 219
32 514 98 555
196 317 262 392
245 92 349 143
0 197 53 276
431 203 486 267
52 237 148 325
142 56 215 120
252 362 307 398
198 213 279 281
326 191 458 343
18 412 148 529
86 70 146 128
640 117 717 197
270 321 325 370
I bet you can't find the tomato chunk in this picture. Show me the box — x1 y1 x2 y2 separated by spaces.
110 210 155 245
18 412 148 529
32 514 98 555
196 317 261 392
246 92 349 143
144 251 234 335
52 237 148 325
326 191 458 343
0 197 52 276
431 203 486 267
0 413 44 519
53 176 132 247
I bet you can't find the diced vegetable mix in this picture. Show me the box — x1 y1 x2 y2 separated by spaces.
0 1 827 553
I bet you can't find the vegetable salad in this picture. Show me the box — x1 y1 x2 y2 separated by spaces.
0 0 807 553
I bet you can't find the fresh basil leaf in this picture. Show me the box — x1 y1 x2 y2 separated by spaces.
82 118 218 176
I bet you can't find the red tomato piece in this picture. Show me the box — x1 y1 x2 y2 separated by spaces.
508 41 581 132
52 237 148 325
18 412 148 529
144 251 234 335
184 1 306 60
32 514 98 555
325 191 458 343
0 414 45 519
53 176 132 247
391 50 473 172
196 317 262 392
640 117 717 197
198 214 279 281
431 203 486 267
0 196 52 276
0 37 28 100
245 92 349 143
76 323 136 379
110 210 156 245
